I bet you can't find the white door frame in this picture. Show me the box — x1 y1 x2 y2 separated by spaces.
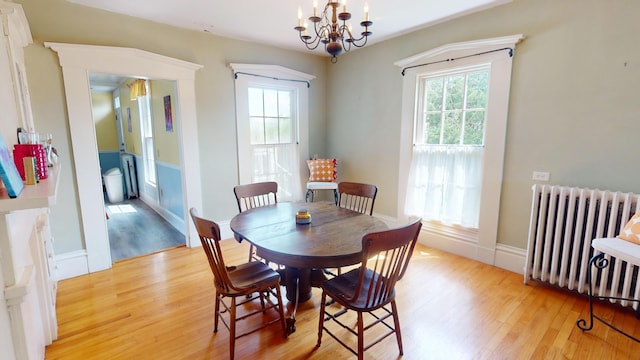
45 42 203 273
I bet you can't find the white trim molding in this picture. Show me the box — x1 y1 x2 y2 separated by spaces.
45 42 203 273
395 34 525 268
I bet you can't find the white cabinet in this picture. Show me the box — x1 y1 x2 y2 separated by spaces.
0 166 60 360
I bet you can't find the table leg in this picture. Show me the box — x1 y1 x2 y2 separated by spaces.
284 267 312 303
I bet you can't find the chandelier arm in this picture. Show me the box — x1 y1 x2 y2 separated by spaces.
299 33 323 50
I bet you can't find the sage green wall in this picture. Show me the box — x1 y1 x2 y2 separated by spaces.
326 0 640 249
19 0 328 254
92 92 117 151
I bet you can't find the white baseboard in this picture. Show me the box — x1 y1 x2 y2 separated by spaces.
54 250 89 280
495 244 526 275
418 228 526 275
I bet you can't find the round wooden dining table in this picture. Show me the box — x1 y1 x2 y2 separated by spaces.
229 201 388 303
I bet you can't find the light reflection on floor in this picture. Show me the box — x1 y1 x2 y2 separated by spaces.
107 204 137 214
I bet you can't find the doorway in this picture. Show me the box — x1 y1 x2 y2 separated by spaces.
91 74 187 262
46 42 203 274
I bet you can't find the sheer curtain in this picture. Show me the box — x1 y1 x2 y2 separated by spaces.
252 143 302 202
405 145 483 228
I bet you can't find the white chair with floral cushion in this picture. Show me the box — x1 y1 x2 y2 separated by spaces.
576 211 640 343
306 158 338 204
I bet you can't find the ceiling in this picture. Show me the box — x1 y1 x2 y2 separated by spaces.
70 0 510 55
83 0 510 91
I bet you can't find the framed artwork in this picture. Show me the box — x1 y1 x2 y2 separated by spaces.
164 95 173 132
127 107 132 132
0 134 24 198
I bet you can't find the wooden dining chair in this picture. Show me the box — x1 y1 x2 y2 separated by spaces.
233 181 278 263
189 208 287 360
337 181 378 216
316 218 422 360
318 181 378 280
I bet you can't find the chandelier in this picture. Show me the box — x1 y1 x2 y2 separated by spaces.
294 1 372 63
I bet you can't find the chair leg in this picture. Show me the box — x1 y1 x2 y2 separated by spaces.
248 244 254 263
576 253 601 333
391 300 404 355
230 297 237 360
357 311 364 360
274 285 288 339
576 252 640 343
214 292 220 333
333 189 338 205
317 291 327 347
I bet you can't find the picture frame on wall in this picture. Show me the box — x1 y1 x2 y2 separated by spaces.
0 134 24 198
127 107 132 132
164 95 173 132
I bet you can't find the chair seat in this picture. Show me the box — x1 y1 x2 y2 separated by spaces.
323 268 395 311
593 237 640 265
226 261 281 293
307 181 338 190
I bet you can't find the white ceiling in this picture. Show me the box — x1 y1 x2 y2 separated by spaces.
69 0 510 55
84 0 510 90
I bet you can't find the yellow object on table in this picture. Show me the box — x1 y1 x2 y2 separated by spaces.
296 209 311 224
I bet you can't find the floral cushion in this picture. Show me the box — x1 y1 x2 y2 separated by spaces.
618 210 640 245
307 158 337 182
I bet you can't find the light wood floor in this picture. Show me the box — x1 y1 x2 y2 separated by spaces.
45 238 640 359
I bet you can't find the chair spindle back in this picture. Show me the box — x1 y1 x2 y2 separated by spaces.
337 181 378 216
234 181 278 212
351 219 422 308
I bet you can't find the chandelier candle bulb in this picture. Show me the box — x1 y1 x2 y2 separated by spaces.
364 2 368 21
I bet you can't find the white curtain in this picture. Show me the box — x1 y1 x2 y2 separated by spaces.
252 143 302 202
405 145 483 228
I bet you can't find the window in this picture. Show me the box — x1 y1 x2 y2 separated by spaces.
248 86 298 197
417 67 488 147
396 35 523 263
408 65 489 228
137 80 156 186
231 64 314 202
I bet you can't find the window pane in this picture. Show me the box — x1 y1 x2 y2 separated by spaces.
265 117 279 144
445 75 464 110
279 90 291 117
248 88 263 116
464 111 485 145
250 117 264 144
442 111 462 144
425 79 443 111
466 71 489 109
425 113 441 144
263 89 278 117
279 117 293 143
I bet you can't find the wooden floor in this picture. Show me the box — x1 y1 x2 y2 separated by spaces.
45 238 640 359
106 198 185 261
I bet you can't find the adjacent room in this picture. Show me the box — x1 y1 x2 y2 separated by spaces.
1 0 639 359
